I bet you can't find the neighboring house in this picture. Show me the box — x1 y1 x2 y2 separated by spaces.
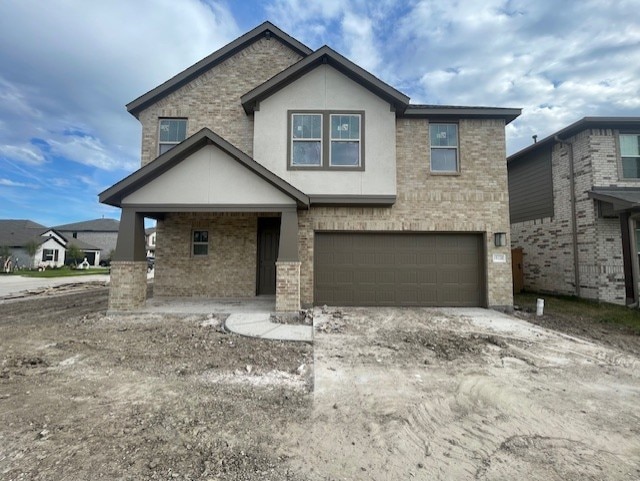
0 220 66 269
53 218 119 261
508 117 640 306
100 22 520 312
145 228 156 258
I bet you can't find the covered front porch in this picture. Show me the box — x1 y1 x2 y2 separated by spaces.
99 129 310 313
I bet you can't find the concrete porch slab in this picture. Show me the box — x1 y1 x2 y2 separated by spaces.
225 313 313 342
140 296 276 314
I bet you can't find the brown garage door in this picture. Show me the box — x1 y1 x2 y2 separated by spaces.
314 233 485 307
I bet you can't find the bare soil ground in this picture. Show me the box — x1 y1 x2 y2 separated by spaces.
2 288 640 480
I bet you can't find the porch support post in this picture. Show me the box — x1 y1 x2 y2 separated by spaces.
108 208 148 313
276 209 301 312
621 211 637 305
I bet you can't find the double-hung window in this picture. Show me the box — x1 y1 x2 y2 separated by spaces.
291 114 322 166
430 123 459 173
159 118 187 155
619 134 640 179
289 111 364 169
330 114 361 166
192 230 208 256
42 249 58 262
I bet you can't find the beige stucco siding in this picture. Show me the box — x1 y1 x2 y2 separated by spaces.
122 146 296 206
253 65 396 196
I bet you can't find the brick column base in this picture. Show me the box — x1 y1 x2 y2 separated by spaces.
276 261 301 312
108 261 147 313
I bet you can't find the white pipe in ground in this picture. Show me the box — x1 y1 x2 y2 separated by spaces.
536 298 545 316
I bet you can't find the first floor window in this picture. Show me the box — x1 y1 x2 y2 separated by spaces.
159 118 187 155
330 114 361 166
291 113 322 166
192 230 208 256
42 249 58 262
430 123 459 172
620 134 640 179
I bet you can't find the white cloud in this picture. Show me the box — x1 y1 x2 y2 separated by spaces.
0 144 45 165
0 178 36 188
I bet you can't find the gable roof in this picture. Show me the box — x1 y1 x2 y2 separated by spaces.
99 128 309 208
241 45 411 114
0 220 48 247
508 117 640 163
126 22 313 118
54 218 119 232
403 105 521 124
65 237 101 251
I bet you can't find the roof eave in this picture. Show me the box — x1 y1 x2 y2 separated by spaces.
126 22 313 119
241 46 410 114
403 106 522 124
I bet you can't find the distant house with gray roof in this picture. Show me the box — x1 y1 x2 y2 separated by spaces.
53 218 119 261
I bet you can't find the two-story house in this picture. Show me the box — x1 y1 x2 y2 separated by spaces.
100 22 520 313
508 117 640 306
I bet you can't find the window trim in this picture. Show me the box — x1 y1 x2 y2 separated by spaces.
192 230 209 257
290 112 323 168
158 118 188 156
287 110 365 171
429 122 460 175
617 131 640 181
329 113 362 168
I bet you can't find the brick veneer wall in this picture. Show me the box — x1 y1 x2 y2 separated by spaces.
299 118 514 310
108 261 147 311
154 213 265 298
510 129 627 304
276 261 301 311
137 37 303 166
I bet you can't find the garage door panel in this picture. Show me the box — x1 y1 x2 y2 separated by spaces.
314 233 484 307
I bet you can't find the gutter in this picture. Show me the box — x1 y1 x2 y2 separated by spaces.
554 135 580 297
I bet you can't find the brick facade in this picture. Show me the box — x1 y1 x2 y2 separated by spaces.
108 261 147 311
138 37 303 167
511 129 630 304
276 261 301 311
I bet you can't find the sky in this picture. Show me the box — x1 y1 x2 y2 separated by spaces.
1 0 639 227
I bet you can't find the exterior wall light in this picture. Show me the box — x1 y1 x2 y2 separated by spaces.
494 232 507 247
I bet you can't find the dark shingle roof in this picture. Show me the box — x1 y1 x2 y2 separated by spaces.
66 238 101 251
53 218 119 232
0 220 48 247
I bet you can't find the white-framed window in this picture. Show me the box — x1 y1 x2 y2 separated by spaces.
291 113 322 166
430 123 459 172
192 230 208 256
330 114 361 167
620 134 640 179
42 249 58 262
159 118 187 155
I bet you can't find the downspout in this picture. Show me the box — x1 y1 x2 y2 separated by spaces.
629 213 640 307
554 135 580 297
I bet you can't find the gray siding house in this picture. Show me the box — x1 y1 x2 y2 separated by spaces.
54 218 119 262
508 117 640 305
100 22 520 313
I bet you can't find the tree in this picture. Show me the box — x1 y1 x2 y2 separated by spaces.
24 240 39 269
66 244 83 267
0 245 10 272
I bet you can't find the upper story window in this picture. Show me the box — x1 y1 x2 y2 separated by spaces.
620 134 640 179
159 118 187 155
289 111 364 170
291 114 322 166
430 123 459 173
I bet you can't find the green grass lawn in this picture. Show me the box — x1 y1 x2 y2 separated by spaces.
515 292 640 334
3 267 110 278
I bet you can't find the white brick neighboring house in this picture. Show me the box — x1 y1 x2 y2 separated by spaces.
508 117 640 306
99 21 521 313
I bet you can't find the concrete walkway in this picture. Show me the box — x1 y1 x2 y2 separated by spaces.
225 312 313 342
0 274 109 297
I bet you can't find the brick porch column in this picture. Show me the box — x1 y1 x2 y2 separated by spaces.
108 208 147 312
276 209 300 312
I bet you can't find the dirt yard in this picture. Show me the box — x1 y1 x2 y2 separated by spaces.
1 288 640 480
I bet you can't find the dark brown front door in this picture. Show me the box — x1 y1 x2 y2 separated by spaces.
257 218 280 295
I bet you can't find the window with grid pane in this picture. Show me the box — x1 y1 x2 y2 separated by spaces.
291 114 322 166
430 123 459 172
620 134 640 179
192 230 208 256
159 119 187 155
330 114 361 166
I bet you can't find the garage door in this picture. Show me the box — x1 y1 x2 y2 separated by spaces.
314 233 485 307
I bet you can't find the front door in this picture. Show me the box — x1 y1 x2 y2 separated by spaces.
257 217 280 295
